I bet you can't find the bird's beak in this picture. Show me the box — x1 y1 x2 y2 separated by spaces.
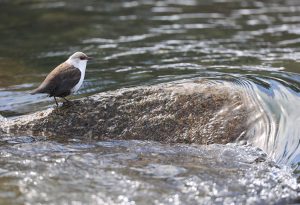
87 56 93 60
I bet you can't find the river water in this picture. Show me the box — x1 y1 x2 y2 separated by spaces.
0 0 300 204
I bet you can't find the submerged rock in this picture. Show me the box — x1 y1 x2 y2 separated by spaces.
0 136 298 204
1 79 249 144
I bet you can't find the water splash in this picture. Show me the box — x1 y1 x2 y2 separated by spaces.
0 138 297 204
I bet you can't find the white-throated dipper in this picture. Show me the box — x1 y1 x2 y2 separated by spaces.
31 52 92 106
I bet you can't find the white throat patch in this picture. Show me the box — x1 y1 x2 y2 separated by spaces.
66 58 87 93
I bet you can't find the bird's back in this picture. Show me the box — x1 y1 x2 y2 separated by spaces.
31 62 81 97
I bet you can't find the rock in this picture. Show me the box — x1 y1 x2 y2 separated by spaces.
0 78 299 204
1 79 249 144
0 137 298 204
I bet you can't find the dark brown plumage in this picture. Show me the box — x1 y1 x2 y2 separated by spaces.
31 62 81 97
31 51 91 106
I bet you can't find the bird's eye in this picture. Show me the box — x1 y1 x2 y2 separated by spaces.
80 56 85 60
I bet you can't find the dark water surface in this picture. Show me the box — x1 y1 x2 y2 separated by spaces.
1 0 300 204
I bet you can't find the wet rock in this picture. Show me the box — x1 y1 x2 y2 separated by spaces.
1 79 249 144
0 79 299 204
0 137 298 204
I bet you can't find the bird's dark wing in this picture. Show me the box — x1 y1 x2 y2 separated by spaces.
31 62 81 97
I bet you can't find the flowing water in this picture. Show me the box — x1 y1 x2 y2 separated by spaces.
0 0 300 204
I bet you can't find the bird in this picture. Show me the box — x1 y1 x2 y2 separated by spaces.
31 51 92 106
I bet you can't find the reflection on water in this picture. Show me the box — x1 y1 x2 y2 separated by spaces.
1 0 300 203
227 74 300 167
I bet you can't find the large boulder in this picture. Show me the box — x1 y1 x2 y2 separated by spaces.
1 79 249 144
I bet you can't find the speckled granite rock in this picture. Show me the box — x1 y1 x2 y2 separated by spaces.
1 79 249 143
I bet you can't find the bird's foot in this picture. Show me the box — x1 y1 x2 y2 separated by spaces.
62 100 73 108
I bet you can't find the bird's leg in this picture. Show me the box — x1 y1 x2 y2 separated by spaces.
62 97 73 107
62 97 70 103
54 97 59 107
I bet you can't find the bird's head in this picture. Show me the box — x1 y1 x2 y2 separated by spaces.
67 52 92 68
